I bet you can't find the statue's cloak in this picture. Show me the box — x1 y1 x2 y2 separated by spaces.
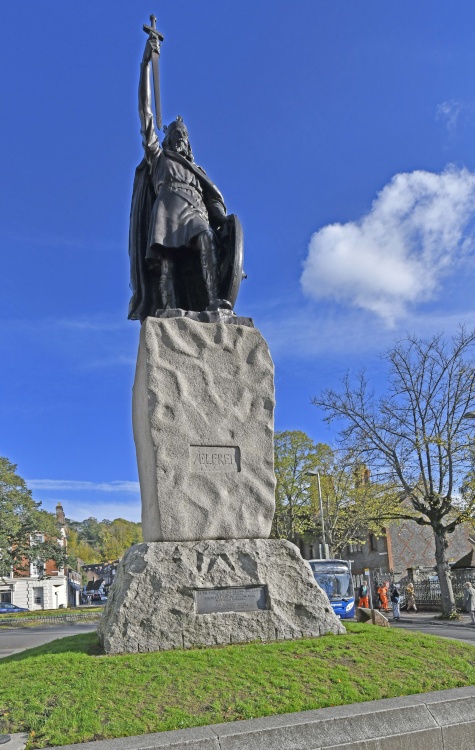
128 158 159 322
128 153 243 321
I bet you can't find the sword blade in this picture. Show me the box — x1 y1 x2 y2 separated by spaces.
151 51 162 131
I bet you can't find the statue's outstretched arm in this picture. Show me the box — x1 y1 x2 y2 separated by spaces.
139 38 160 163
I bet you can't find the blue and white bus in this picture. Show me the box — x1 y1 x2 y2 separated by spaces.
308 558 355 619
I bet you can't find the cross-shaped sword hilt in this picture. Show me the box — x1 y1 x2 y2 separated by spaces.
143 14 164 44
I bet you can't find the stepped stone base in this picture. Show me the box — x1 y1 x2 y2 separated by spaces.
98 539 345 654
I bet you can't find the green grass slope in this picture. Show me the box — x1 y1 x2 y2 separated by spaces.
1 623 474 748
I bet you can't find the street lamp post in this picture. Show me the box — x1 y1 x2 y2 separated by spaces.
305 470 329 559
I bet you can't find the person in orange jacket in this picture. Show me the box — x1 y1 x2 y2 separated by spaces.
377 582 389 611
357 581 370 608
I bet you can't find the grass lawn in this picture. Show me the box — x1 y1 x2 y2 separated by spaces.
1 623 475 748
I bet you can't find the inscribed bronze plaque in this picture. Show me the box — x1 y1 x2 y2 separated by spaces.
194 585 268 614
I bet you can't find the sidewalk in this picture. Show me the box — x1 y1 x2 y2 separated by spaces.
384 609 474 627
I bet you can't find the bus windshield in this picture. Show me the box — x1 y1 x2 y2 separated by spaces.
309 561 354 601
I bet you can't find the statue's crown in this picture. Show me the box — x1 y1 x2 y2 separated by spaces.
163 115 187 134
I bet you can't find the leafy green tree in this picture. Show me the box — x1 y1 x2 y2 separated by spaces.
68 517 103 548
0 457 68 577
313 329 475 616
273 432 403 556
273 431 330 543
66 528 97 565
311 453 404 556
67 516 142 564
99 518 142 561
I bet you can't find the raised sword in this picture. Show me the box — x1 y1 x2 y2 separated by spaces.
143 14 164 130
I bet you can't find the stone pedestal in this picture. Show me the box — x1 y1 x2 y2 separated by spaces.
100 315 347 655
133 317 276 542
98 539 345 654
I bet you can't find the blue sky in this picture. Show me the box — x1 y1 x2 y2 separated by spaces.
3 1 475 523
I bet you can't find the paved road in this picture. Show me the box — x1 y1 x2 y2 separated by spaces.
387 612 475 646
0 621 98 658
2 613 475 659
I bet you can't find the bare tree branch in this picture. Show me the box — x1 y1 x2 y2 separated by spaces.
313 328 475 616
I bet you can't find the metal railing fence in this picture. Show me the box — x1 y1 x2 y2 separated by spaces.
353 569 475 611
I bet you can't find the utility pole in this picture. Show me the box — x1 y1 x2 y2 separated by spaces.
305 471 329 559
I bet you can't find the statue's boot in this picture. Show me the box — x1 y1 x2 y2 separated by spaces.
206 298 233 312
159 257 178 309
196 230 232 311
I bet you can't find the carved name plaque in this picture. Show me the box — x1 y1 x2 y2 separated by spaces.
190 445 241 473
195 585 268 614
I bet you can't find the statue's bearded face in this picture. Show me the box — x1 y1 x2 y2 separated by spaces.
169 126 189 154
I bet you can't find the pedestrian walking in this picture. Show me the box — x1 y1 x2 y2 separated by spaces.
357 581 370 609
390 585 401 621
378 582 389 612
463 581 475 625
405 582 417 611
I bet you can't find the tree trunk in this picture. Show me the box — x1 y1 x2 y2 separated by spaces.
433 527 456 616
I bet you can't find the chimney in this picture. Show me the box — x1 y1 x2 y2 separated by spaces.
56 502 66 525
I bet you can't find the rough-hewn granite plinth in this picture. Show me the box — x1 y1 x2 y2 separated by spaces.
98 539 345 653
133 317 276 542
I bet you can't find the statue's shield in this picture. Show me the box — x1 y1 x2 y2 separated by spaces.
216 214 244 308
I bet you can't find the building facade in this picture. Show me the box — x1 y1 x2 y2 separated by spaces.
82 560 119 595
340 519 474 585
0 502 71 610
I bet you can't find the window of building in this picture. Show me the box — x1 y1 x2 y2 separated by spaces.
30 560 45 577
369 534 378 551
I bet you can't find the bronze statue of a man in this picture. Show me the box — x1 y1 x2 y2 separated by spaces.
128 33 242 322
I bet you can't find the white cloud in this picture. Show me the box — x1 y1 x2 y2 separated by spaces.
255 303 475 361
26 479 140 493
436 100 463 133
257 307 382 358
301 167 475 325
